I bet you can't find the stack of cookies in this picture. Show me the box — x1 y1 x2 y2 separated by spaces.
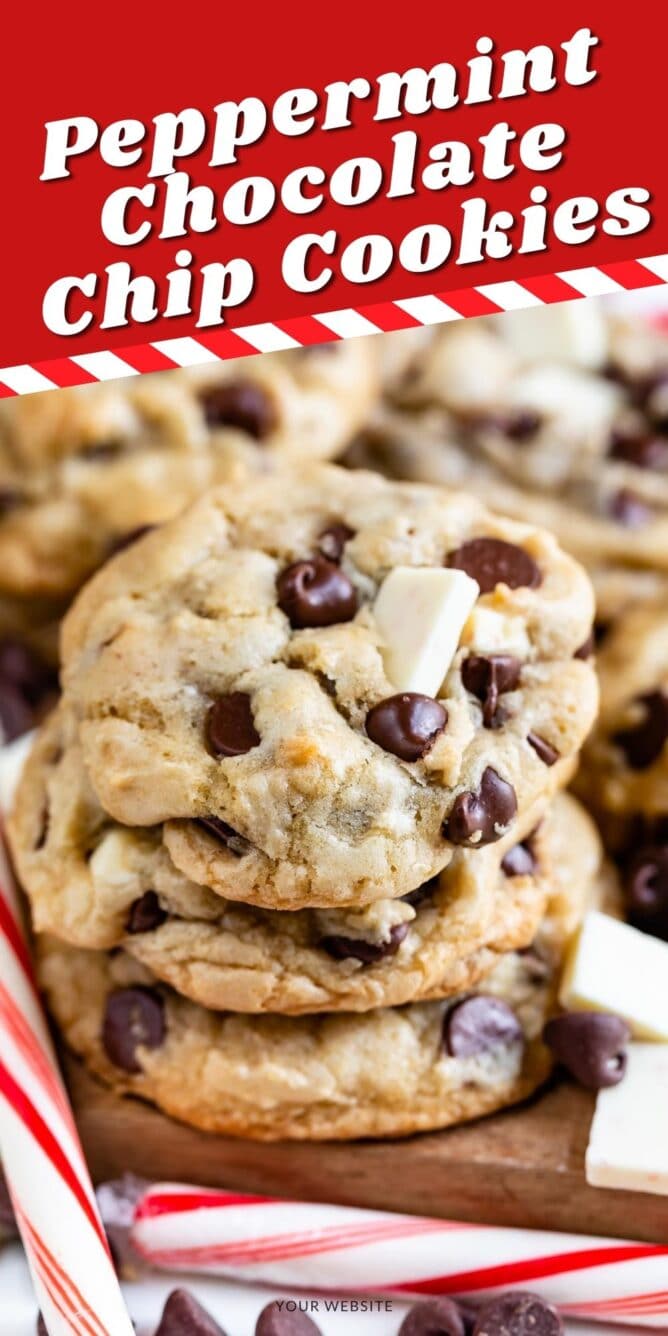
348 300 668 627
9 463 607 1140
0 341 378 741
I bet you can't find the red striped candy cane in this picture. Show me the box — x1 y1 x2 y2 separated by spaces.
0 831 134 1336
130 1184 668 1329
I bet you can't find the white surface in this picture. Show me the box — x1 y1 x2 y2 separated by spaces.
373 566 479 696
0 1246 645 1336
560 911 668 1040
587 1044 668 1195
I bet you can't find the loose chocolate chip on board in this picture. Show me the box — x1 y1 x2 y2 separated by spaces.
608 427 668 471
277 556 358 628
473 1292 563 1336
319 922 409 963
447 538 541 594
614 689 668 769
255 1299 322 1335
543 1012 630 1090
501 839 537 877
199 381 278 439
445 767 517 846
527 732 559 766
102 987 166 1073
366 693 447 762
317 522 355 562
444 995 524 1059
155 1288 228 1335
462 654 521 728
399 1296 466 1336
609 488 652 528
626 844 668 940
206 693 261 758
125 891 168 935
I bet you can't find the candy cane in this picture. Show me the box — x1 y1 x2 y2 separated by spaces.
0 830 134 1336
130 1184 668 1329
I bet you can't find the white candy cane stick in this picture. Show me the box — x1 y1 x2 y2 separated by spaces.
0 831 134 1336
131 1184 668 1329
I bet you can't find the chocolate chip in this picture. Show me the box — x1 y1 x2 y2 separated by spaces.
527 732 559 766
366 693 447 762
197 816 248 856
206 693 260 758
444 994 524 1058
447 538 541 594
457 1303 479 1336
155 1288 228 1335
277 556 357 628
320 922 409 963
505 410 543 442
255 1299 322 1335
403 876 440 908
502 839 537 877
0 487 22 515
102 987 166 1073
609 488 652 527
125 892 167 935
625 844 668 940
462 654 521 728
109 525 155 556
543 1012 630 1090
317 522 355 562
0 640 54 702
199 381 277 439
399 1296 466 1336
36 1318 47 1336
614 689 668 769
445 767 517 845
0 680 35 742
608 427 668 471
574 631 594 660
473 1292 563 1336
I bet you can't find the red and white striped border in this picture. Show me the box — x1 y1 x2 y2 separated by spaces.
2 253 667 397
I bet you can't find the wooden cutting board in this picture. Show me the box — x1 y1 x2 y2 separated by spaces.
66 1057 668 1245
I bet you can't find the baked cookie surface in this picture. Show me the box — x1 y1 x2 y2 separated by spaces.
56 465 596 908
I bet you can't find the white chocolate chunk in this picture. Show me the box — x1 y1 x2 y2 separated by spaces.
507 364 622 436
374 567 479 697
0 731 35 817
498 300 609 369
586 1044 668 1195
560 911 668 1040
462 606 531 658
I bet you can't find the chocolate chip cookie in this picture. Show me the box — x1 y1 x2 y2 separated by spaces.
351 305 668 624
0 341 378 600
57 465 596 907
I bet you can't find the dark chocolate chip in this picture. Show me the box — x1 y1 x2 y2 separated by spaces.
502 839 537 877
0 640 55 702
574 631 595 660
0 680 35 742
609 488 652 527
197 816 249 858
206 693 260 758
626 844 668 940
614 689 668 769
447 538 541 594
277 556 357 629
36 1318 48 1336
473 1291 563 1336
543 1012 630 1090
444 994 524 1058
199 381 277 439
125 891 167 935
102 987 166 1073
399 1296 466 1336
505 410 543 442
445 767 517 845
320 921 409 963
366 693 447 762
0 487 22 515
317 522 355 562
527 732 559 766
462 654 521 728
155 1288 228 1335
608 427 668 471
255 1299 322 1335
403 876 440 908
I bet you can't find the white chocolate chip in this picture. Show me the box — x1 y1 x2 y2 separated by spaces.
586 1044 668 1195
560 911 668 1041
374 567 479 697
498 300 609 369
89 828 146 892
462 606 531 658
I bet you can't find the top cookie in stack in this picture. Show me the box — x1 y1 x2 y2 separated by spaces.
349 302 668 626
45 463 596 907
